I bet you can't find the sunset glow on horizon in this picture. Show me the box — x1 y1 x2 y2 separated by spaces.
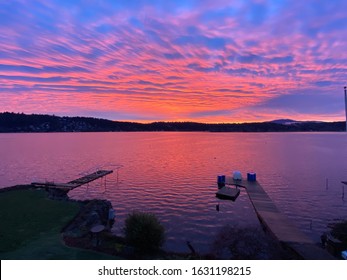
1 0 347 123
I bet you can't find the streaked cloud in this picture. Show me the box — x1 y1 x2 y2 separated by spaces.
0 0 346 122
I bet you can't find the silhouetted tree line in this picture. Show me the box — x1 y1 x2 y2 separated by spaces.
0 112 344 132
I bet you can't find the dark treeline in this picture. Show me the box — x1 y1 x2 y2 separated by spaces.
0 112 345 132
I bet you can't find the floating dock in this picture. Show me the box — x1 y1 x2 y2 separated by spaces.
216 186 240 201
32 170 113 191
222 176 335 260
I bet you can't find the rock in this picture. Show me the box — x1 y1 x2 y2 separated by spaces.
62 199 115 238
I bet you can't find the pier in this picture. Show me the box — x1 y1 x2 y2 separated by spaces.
32 170 113 192
224 176 335 259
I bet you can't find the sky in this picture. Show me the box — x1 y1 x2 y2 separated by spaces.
0 0 347 123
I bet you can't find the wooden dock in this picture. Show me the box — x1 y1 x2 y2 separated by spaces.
32 170 113 191
224 176 335 259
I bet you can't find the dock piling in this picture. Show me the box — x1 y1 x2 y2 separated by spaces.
216 203 220 212
342 185 345 200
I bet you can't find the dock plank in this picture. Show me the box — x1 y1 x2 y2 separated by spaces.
224 176 335 259
68 170 113 187
31 170 113 191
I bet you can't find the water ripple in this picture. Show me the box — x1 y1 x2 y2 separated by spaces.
1 132 347 253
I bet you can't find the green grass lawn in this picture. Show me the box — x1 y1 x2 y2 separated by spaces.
0 188 117 259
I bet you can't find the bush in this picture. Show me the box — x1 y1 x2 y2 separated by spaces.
124 211 165 253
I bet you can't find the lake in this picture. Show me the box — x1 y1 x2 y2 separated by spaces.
1 132 347 253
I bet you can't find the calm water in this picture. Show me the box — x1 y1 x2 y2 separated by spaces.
1 132 347 253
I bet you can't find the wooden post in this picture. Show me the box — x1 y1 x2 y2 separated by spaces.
342 185 345 200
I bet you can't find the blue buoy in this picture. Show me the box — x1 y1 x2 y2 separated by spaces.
217 175 225 188
247 172 256 182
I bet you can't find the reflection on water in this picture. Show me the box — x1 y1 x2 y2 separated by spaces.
1 132 347 253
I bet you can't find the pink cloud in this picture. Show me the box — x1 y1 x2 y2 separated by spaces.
0 0 346 122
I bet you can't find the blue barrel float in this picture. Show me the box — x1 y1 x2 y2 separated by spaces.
247 172 256 182
217 175 226 188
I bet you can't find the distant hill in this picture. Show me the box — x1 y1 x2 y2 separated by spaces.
0 112 345 132
269 119 299 125
270 119 325 125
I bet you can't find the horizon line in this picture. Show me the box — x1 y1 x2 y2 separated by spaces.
1 111 345 125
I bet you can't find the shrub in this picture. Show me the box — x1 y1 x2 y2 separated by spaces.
124 211 165 253
328 219 347 245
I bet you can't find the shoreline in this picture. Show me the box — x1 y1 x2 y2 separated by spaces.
1 184 341 260
0 185 202 260
1 112 345 133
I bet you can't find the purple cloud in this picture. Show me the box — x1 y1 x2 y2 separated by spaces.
0 0 347 122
